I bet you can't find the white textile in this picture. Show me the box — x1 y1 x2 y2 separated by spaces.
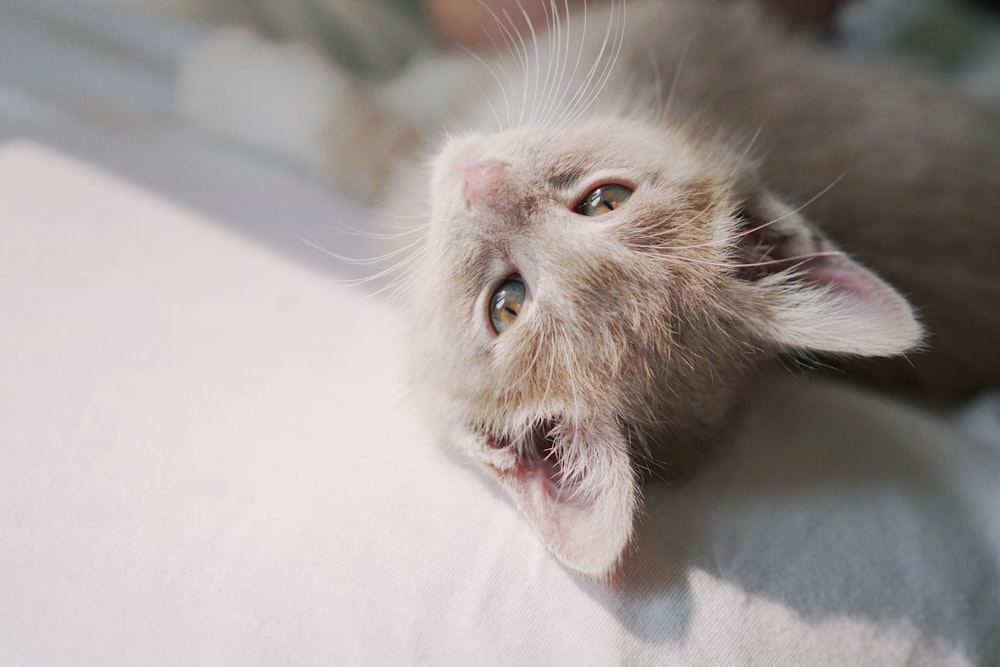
1 2 998 665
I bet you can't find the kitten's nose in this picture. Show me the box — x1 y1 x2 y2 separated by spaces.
462 160 509 209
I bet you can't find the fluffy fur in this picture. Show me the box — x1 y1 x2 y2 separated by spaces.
179 0 1000 576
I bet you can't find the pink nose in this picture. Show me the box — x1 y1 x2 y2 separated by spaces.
462 161 508 208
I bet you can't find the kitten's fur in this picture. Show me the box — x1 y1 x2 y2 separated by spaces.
180 0 1000 576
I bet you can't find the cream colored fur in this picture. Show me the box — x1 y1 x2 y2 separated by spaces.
179 0 1000 576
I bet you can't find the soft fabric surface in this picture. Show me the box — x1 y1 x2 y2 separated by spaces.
2 2 999 664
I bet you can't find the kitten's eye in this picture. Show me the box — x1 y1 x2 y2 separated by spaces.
575 184 633 216
489 278 526 334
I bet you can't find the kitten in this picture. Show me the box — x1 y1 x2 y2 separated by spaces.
179 0 1000 576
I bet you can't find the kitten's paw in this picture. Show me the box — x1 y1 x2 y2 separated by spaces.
177 26 346 172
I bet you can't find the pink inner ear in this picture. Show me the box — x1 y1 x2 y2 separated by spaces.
737 206 923 356
494 423 637 578
739 220 877 299
799 255 889 302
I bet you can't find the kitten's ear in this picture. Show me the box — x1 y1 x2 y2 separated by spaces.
480 421 637 578
737 191 924 356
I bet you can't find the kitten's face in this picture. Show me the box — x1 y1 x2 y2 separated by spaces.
407 116 920 577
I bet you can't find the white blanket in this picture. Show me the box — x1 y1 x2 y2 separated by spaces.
1 2 998 665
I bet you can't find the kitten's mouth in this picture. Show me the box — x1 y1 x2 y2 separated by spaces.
485 418 584 501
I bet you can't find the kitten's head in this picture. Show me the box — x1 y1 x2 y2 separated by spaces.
407 116 921 577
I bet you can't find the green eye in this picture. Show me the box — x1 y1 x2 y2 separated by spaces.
575 184 633 216
489 278 526 334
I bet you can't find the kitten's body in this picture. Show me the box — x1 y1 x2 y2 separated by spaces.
180 0 1000 575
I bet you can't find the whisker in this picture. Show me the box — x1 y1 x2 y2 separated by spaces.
559 0 616 124
477 27 513 132
296 235 426 269
538 0 574 128
536 0 558 126
663 31 693 121
323 215 429 238
562 0 589 123
460 45 513 133
547 0 587 128
739 173 846 236
517 0 543 126
638 171 846 253
736 175 846 245
585 0 627 109
726 122 765 183
640 42 665 123
497 7 533 130
562 0 626 127
636 250 843 271
477 0 533 129
325 226 427 242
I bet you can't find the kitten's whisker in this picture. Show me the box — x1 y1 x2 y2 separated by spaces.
646 171 845 253
558 0 616 125
326 264 408 293
483 84 507 133
365 244 430 289
641 42 666 124
489 22 522 132
631 196 719 241
664 173 848 250
738 174 845 237
726 123 765 184
297 237 429 300
550 0 572 127
558 0 589 126
297 234 426 264
327 227 427 242
470 42 510 132
477 0 530 129
592 0 627 99
326 218 430 239
539 0 573 128
372 267 423 303
558 336 587 447
328 221 431 242
497 7 533 130
536 325 558 415
559 0 618 123
547 0 586 128
536 0 559 126
563 0 626 127
460 46 513 133
516 0 543 127
663 31 693 121
650 250 842 271
367 211 432 222
544 0 574 127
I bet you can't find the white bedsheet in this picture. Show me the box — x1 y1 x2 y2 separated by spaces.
2 2 999 665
